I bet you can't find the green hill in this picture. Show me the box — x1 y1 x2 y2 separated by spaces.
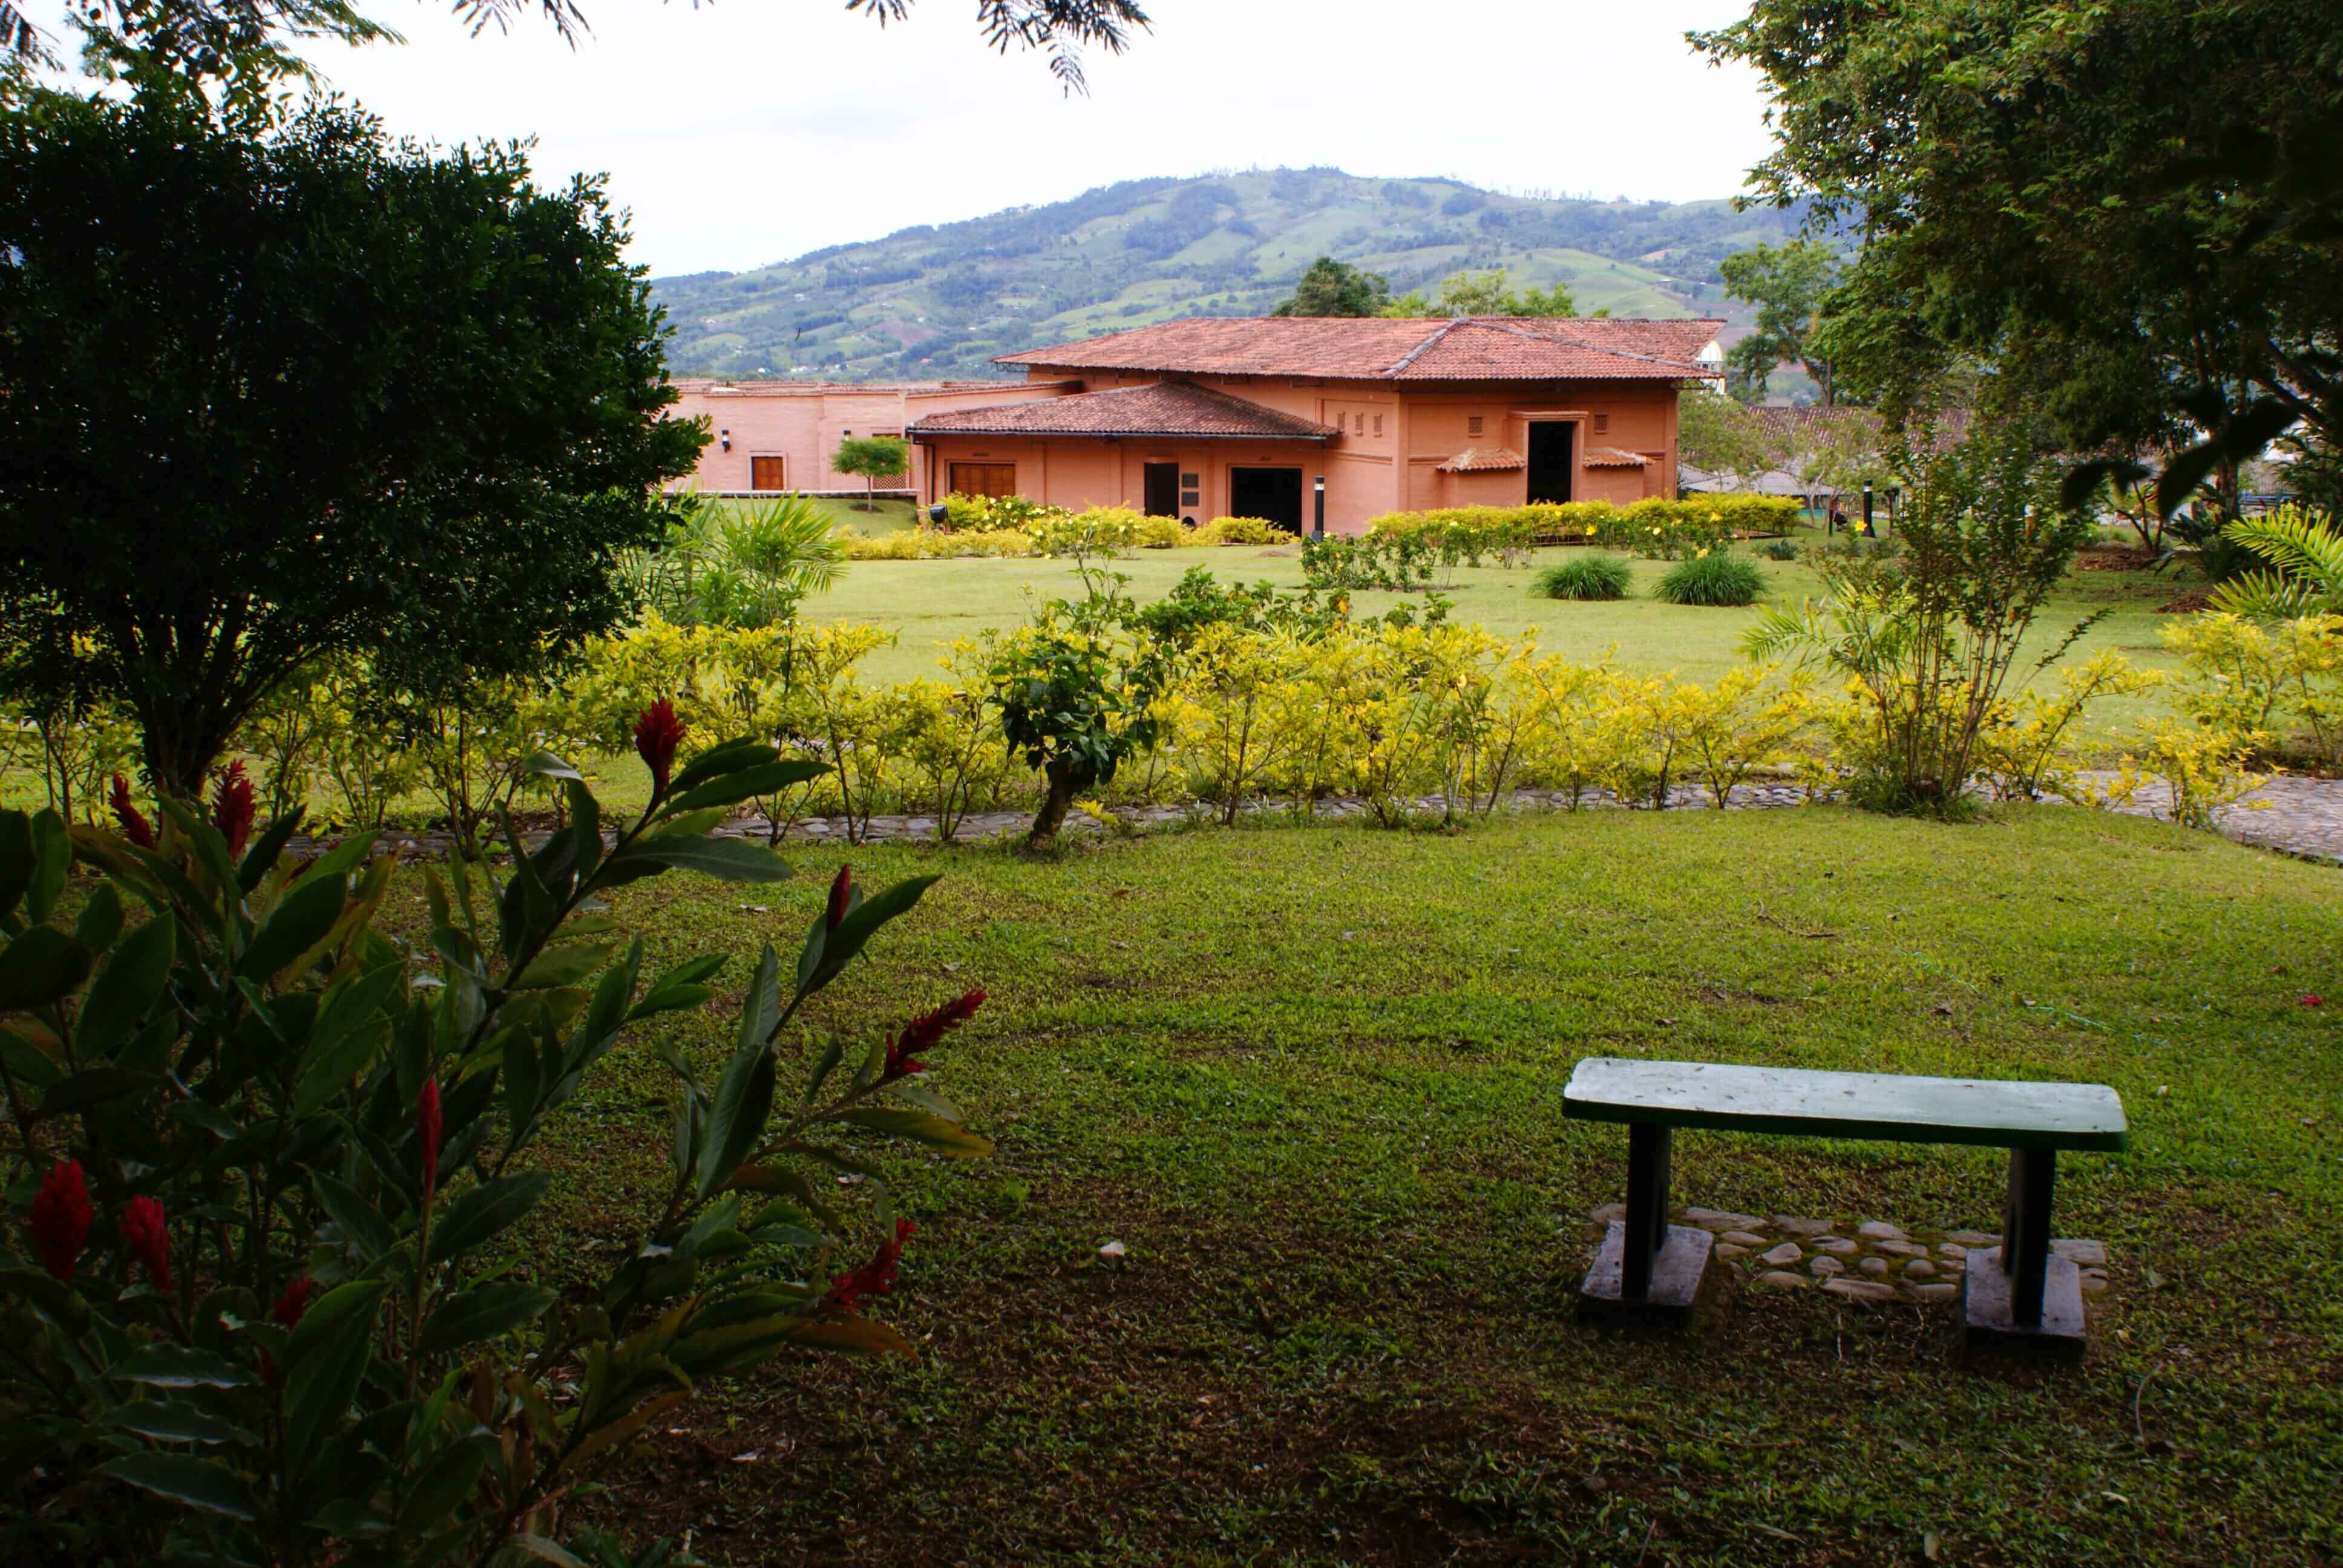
648 167 1803 381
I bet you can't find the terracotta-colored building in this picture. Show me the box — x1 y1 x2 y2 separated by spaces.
667 377 1077 497
913 316 1723 534
670 316 1723 534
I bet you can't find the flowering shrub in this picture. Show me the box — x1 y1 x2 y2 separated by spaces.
2161 611 2343 771
1192 515 1285 546
0 715 990 1563
2103 720 2270 830
989 569 1168 847
937 491 1067 533
844 526 1037 561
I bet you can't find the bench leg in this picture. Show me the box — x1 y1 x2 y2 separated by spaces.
1622 1123 1671 1301
2001 1148 2055 1330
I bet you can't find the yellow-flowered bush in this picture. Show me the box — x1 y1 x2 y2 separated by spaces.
844 527 1036 561
2161 611 2343 771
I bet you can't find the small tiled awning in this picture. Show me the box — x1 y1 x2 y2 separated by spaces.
1582 446 1653 469
1435 446 1527 473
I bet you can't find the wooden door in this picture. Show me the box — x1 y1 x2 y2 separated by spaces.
950 462 1018 498
1143 462 1179 517
749 456 787 492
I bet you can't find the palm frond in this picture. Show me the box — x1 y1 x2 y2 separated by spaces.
2217 509 2343 615
2207 568 2326 620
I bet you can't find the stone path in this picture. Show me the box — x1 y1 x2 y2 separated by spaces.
1583 1204 2111 1308
344 774 2343 864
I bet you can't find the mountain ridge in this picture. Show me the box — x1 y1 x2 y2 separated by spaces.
647 166 1803 382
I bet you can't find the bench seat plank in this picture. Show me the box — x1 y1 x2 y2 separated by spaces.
1563 1058 2127 1152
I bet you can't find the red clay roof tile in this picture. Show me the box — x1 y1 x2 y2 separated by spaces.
1435 446 1527 473
998 316 1725 382
1582 445 1653 468
908 380 1338 440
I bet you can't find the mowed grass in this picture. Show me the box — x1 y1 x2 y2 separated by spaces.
804 543 2195 732
504 805 2341 1566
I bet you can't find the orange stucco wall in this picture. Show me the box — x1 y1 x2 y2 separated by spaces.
911 368 1685 534
668 381 1071 496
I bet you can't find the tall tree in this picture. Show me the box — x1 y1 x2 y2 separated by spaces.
0 93 704 795
1271 255 1392 318
1719 240 1838 405
1696 0 2343 512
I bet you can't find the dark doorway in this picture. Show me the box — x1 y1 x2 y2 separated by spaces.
1527 421 1575 505
1142 462 1180 517
1227 466 1303 532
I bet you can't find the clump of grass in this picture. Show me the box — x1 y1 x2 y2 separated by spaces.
1759 537 1800 561
1533 555 1633 601
1654 551 1766 606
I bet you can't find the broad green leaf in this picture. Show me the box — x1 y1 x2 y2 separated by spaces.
663 759 827 816
416 1283 557 1357
511 942 615 991
74 883 124 952
0 1024 64 1090
111 1343 259 1389
292 1017 390 1118
98 1452 258 1520
102 1400 254 1446
400 1432 494 1537
238 811 305 891
312 1172 396 1263
525 751 583 781
510 1534 590 1567
783 1315 919 1361
833 1106 993 1158
801 874 940 999
26 809 69 924
562 1388 689 1468
603 836 791 884
38 1067 145 1116
430 1172 551 1263
238 869 350 982
0 810 31 921
284 1279 390 1460
667 735 778 795
0 926 94 1013
74 913 173 1062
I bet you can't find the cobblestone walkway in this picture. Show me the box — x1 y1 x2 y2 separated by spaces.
353 774 2343 864
1582 1204 2112 1310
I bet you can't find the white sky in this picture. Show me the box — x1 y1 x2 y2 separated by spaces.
25 1 1778 276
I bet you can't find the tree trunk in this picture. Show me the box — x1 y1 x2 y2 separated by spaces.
1026 765 1081 849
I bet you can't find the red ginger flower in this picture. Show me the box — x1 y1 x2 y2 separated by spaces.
119 1195 171 1290
417 1078 443 1206
883 990 985 1082
108 774 156 848
271 1275 318 1328
825 1218 914 1313
30 1160 92 1283
634 700 687 795
211 760 255 858
826 864 853 933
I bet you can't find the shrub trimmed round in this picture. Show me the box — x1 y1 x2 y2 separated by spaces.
1533 555 1633 601
1654 552 1766 607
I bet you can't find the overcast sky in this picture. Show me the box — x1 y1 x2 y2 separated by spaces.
28 1 1779 276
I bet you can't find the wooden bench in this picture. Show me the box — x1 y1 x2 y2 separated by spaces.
1563 1057 2127 1346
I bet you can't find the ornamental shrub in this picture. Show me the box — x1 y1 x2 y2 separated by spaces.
938 491 1066 533
1533 556 1633 601
1655 552 1768 606
844 528 1034 561
1032 506 1147 559
1196 516 1285 545
0 725 989 1565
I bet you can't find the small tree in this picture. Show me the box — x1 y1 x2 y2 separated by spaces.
0 93 703 797
1271 256 1392 318
833 436 911 511
1677 390 1781 493
1720 240 1841 404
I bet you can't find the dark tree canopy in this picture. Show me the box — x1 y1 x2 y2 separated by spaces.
0 93 705 794
1697 0 2343 507
4 0 1149 101
1270 256 1393 318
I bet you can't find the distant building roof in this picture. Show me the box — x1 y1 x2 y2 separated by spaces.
670 377 1070 397
909 379 1339 440
998 316 1725 383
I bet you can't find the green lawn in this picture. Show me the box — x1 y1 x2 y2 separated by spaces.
513 806 2339 1565
806 544 2196 732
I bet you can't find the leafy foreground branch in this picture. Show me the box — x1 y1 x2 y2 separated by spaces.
0 711 990 1565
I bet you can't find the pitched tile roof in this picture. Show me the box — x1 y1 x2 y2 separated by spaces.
908 380 1339 440
1582 446 1653 469
998 316 1725 383
1435 446 1526 473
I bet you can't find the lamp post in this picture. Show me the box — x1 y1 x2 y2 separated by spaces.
1862 483 1875 538
1312 475 1326 540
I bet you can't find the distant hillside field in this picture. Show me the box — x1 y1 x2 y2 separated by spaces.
649 167 1804 382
